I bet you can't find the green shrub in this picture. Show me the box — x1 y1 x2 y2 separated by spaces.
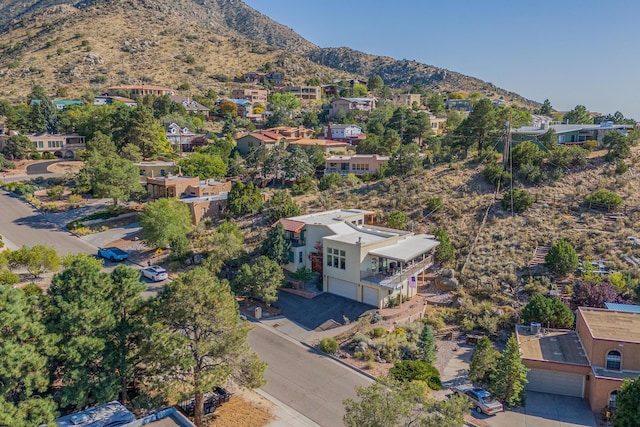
615 161 629 175
47 185 64 200
318 173 343 191
0 157 15 170
0 270 19 286
424 195 443 213
319 337 338 354
587 189 623 209
369 326 387 338
501 188 534 213
42 152 56 160
67 194 83 204
389 360 442 390
30 152 42 160
482 163 511 187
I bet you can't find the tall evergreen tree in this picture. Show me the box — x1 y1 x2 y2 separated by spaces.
469 336 499 386
260 222 291 265
0 286 58 426
416 324 436 363
489 335 528 407
147 268 266 427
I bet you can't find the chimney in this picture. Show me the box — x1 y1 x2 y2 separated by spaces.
327 122 332 140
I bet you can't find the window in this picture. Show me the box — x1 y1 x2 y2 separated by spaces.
298 251 303 263
609 390 618 409
326 247 346 270
606 350 621 370
288 251 294 263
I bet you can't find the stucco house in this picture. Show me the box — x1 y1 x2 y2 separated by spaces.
287 138 349 155
273 209 439 308
516 305 640 413
235 131 287 155
511 122 634 146
329 97 377 118
135 160 176 181
324 123 366 144
169 95 211 117
94 95 137 107
324 154 389 176
231 88 268 104
27 133 86 159
106 85 174 98
278 85 322 101
392 93 421 107
165 123 207 153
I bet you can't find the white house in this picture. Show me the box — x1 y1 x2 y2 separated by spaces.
273 209 440 308
324 123 363 140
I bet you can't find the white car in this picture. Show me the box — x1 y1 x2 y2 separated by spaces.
141 265 168 282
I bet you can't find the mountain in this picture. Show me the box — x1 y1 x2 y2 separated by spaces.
0 0 538 108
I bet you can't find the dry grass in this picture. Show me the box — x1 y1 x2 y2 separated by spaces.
205 389 275 427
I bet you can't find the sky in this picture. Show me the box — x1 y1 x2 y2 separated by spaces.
243 0 640 119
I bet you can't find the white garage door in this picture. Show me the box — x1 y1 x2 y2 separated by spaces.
328 277 357 300
526 369 584 398
362 286 379 307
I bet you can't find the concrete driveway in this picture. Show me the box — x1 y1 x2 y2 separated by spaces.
274 291 374 331
481 391 596 427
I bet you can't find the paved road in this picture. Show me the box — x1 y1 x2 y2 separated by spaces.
248 323 372 427
0 189 96 255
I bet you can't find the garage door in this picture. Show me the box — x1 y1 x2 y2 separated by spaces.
362 286 379 307
526 369 584 398
328 277 357 300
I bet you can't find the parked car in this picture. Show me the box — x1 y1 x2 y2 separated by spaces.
141 265 168 282
98 247 129 262
453 386 503 415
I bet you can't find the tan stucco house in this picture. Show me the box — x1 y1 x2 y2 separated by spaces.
324 154 389 176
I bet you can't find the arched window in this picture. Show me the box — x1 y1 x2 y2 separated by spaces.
609 390 619 409
606 350 622 370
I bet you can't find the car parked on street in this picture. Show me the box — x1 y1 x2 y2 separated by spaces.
141 265 168 282
98 247 129 262
453 386 503 415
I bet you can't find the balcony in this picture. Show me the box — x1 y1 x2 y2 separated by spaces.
361 256 434 289
286 238 306 247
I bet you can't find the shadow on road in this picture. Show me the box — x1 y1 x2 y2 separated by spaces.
13 213 61 230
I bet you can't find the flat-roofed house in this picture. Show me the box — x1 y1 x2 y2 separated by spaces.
27 133 85 159
107 85 174 98
329 97 377 118
324 154 389 176
272 209 439 308
516 305 640 413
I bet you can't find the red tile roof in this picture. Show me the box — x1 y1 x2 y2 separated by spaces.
273 218 305 233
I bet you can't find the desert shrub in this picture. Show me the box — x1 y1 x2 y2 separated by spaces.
319 337 338 354
424 195 443 214
67 194 83 204
369 326 387 338
549 145 588 169
615 161 629 175
389 360 442 390
291 175 316 195
21 283 43 297
583 140 599 151
501 188 534 213
47 185 64 200
364 361 376 370
422 312 446 331
352 334 370 344
460 318 475 333
518 163 545 184
318 173 343 191
354 348 376 362
0 157 15 170
42 152 56 159
30 152 42 160
378 337 402 363
0 270 19 286
482 163 511 187
587 189 623 209
289 266 314 281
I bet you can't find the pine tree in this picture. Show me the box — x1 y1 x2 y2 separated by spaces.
469 336 499 386
489 335 528 407
260 222 291 265
612 377 640 427
416 324 437 363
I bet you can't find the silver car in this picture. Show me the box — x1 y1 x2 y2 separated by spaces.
141 265 168 282
454 386 503 415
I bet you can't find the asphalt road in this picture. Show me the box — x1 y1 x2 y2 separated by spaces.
26 160 60 175
248 324 372 427
0 189 96 255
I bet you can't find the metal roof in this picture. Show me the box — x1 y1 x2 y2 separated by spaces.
604 303 640 313
54 401 135 427
368 234 440 262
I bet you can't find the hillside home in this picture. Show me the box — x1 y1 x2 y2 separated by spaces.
223 98 253 116
287 138 349 154
273 209 439 308
55 401 195 427
511 122 634 146
392 93 421 107
241 72 285 86
329 97 377 118
94 95 137 107
30 99 83 110
235 131 287 155
267 126 314 139
516 306 640 413
169 95 211 116
428 113 447 135
324 123 366 144
134 160 176 181
231 88 268 104
106 85 174 98
27 133 85 159
165 123 207 153
279 85 322 101
324 154 389 176
445 99 473 112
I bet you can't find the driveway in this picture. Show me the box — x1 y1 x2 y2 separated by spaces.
274 291 374 331
26 160 60 175
482 391 596 427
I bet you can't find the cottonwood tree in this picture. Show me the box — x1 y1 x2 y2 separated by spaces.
469 336 500 386
147 268 266 427
76 152 145 206
139 198 193 257
489 335 528 407
0 286 58 426
176 152 227 179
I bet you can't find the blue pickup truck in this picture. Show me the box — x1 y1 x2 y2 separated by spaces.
98 247 129 262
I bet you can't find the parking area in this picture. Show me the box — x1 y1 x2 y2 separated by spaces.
273 291 374 331
481 391 596 427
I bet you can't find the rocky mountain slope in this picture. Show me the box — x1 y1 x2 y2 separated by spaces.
0 0 537 107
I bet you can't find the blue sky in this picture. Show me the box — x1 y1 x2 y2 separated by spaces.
244 0 640 119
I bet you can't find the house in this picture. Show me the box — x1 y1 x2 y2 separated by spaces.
273 209 439 308
106 85 174 98
27 133 85 159
30 99 83 110
324 123 365 144
329 97 377 118
54 402 195 427
241 72 285 86
446 99 473 111
287 138 349 155
267 126 314 139
165 123 207 153
279 85 322 101
511 122 634 146
235 131 287 155
321 84 342 98
94 95 137 107
241 72 264 84
169 95 211 117
266 72 285 87
428 113 447 135
231 88 268 104
134 160 176 181
223 98 253 116
146 176 231 224
324 154 389 176
516 306 640 413
392 93 421 107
